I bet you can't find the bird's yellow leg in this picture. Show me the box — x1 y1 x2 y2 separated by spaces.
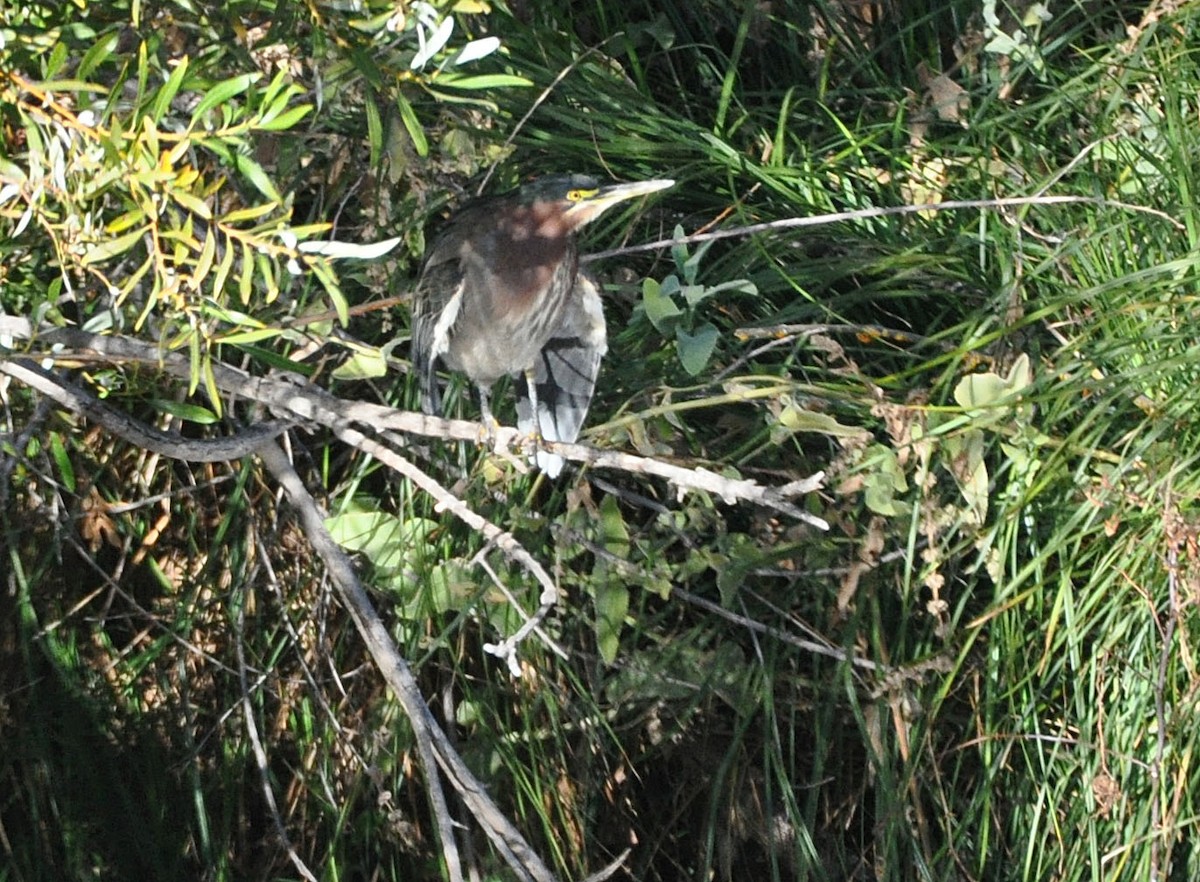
522 369 543 442
476 384 501 446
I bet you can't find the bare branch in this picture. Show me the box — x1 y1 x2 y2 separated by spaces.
1 320 827 524
258 439 560 882
585 194 1185 262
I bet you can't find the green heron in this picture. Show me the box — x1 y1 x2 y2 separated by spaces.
412 174 674 475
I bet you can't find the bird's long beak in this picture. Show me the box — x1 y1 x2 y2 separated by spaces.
568 178 675 226
596 179 676 201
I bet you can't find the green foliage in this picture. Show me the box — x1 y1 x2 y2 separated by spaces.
6 1 1200 881
639 225 758 376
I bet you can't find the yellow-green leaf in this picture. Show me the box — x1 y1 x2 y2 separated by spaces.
48 432 75 493
210 233 235 298
171 186 213 219
151 56 190 123
81 226 147 265
257 102 312 132
238 241 254 304
233 153 281 203
191 72 258 120
191 226 217 290
221 202 279 224
395 91 429 158
437 73 533 89
332 347 389 380
151 399 219 424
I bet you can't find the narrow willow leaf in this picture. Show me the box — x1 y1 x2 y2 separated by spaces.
348 46 385 90
410 16 454 69
453 37 501 65
78 31 119 80
310 259 349 324
191 226 217 290
256 251 278 303
298 236 402 259
171 187 213 219
81 226 147 265
136 38 150 103
221 202 279 224
233 153 281 203
694 278 757 303
238 240 254 304
105 207 146 234
116 254 153 305
202 356 223 419
188 332 202 396
257 103 312 131
32 79 105 94
151 399 219 424
217 328 284 345
48 432 75 493
395 92 429 157
210 233 235 297
285 223 334 238
203 301 266 327
365 91 383 166
151 56 190 123
437 73 533 89
191 72 258 120
231 345 315 376
258 67 289 113
12 198 34 236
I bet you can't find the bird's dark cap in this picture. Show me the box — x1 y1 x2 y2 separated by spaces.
513 174 674 205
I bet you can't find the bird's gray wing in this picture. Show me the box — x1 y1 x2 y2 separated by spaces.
411 249 466 416
516 273 608 476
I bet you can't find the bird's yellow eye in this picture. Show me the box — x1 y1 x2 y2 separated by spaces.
566 188 597 202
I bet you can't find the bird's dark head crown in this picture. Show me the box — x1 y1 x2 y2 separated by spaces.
496 174 674 231
512 174 602 206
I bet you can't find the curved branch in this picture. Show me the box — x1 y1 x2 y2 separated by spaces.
1 319 827 525
0 357 292 461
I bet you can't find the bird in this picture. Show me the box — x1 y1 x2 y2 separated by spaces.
411 174 674 476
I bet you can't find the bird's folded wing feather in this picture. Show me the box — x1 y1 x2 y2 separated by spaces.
411 257 466 415
516 274 608 476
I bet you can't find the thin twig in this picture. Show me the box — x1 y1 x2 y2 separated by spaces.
234 584 321 882
258 440 469 882
258 440 559 882
325 421 567 669
478 38 616 194
672 586 882 672
585 195 1184 262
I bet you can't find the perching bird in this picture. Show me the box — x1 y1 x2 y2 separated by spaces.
411 174 674 476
